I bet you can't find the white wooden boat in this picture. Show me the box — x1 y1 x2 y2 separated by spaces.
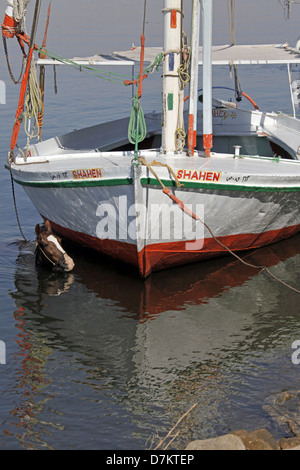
4 0 300 277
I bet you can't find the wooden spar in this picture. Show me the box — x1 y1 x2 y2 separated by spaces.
201 0 213 157
188 0 200 156
9 0 42 159
162 0 183 154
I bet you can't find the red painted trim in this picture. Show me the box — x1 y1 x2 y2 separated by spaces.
171 10 177 28
193 130 197 149
203 133 213 158
137 34 145 99
42 216 300 278
2 14 18 38
188 114 194 156
140 224 300 277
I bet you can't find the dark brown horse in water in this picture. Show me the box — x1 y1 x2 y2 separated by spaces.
35 220 75 272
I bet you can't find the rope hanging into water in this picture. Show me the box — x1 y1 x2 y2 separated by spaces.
9 168 27 241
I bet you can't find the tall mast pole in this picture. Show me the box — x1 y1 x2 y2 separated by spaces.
162 0 183 154
201 0 213 157
188 0 200 156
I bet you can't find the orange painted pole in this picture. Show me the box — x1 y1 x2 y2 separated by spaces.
137 34 145 99
9 47 34 156
188 114 194 156
203 133 213 158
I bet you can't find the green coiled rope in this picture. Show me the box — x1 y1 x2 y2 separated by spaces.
128 53 163 157
128 94 147 149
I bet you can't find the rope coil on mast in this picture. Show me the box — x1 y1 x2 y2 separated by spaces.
24 57 43 141
13 0 30 29
176 29 190 152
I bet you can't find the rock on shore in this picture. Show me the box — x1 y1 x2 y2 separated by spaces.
185 429 300 451
186 390 300 450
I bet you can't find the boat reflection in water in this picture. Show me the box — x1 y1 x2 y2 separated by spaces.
7 235 300 449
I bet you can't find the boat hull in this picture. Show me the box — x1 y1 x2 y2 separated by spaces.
40 217 300 278
12 150 300 277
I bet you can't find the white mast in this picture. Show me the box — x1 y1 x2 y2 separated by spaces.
201 0 213 157
162 0 183 154
188 0 200 156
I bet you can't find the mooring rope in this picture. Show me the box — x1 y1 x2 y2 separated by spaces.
138 157 183 188
9 168 27 241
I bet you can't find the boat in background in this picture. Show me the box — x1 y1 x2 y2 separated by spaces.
3 0 300 277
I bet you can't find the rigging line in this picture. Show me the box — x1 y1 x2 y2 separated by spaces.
200 216 300 294
226 0 242 100
2 35 25 84
190 205 300 294
227 0 236 45
142 0 147 36
36 48 134 83
132 0 148 159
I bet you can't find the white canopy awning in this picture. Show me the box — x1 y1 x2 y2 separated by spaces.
36 43 300 67
113 43 300 65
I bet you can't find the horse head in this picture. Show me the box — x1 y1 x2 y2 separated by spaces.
35 220 75 272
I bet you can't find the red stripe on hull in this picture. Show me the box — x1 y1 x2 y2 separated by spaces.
43 216 300 278
140 224 300 277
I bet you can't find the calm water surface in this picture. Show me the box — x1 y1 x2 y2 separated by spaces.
0 1 299 450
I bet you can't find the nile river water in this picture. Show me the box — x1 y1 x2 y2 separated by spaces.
0 0 299 450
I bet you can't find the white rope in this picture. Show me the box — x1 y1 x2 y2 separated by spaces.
13 0 30 30
24 57 43 142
